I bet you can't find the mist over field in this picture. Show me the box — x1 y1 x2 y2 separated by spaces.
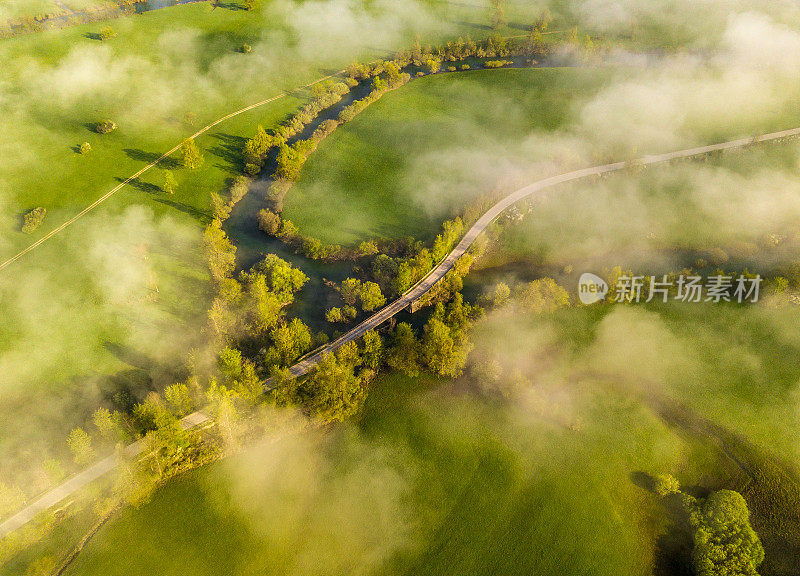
3 1 800 574
403 10 800 215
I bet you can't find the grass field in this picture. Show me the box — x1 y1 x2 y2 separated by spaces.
282 58 800 248
6 2 800 572
282 67 610 246
57 370 690 576
10 295 799 575
0 0 533 488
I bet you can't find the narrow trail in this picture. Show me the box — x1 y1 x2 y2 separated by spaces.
2 125 798 540
0 71 342 273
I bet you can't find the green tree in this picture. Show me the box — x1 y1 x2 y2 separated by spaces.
164 383 193 417
304 350 365 423
67 428 95 466
361 330 383 370
387 322 421 376
340 278 362 305
92 408 124 444
180 137 204 169
78 142 92 154
691 490 764 576
211 192 232 221
98 26 116 41
654 473 681 497
243 125 270 165
256 254 309 300
257 209 281 235
265 318 312 367
22 207 46 234
163 170 177 194
218 346 245 383
326 307 345 323
202 219 236 283
490 0 507 30
486 282 511 307
342 305 358 320
359 281 386 311
358 240 379 256
95 119 117 134
517 278 570 313
243 273 285 331
421 316 472 377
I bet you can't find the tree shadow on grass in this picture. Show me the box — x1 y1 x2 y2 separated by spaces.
123 148 182 169
104 342 157 373
114 177 210 222
99 368 154 412
207 132 246 173
153 197 211 224
101 342 189 409
117 176 161 194
631 471 694 576
455 20 492 31
213 1 245 10
509 22 533 31
444 0 484 8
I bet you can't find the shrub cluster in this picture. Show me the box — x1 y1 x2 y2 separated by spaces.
94 120 117 134
21 207 46 234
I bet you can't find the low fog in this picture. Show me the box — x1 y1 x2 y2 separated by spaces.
3 2 800 562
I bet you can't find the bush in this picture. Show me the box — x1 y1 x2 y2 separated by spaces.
239 43 252 53
98 26 116 41
326 307 345 323
654 473 680 497
95 120 117 134
78 142 92 154
358 240 379 256
484 59 513 68
517 278 570 313
257 209 281 235
22 207 46 234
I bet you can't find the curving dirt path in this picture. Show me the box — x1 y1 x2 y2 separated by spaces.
0 71 342 273
3 126 800 540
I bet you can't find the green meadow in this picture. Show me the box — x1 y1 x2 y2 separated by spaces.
58 292 800 576
0 0 533 485
282 67 609 246
4 2 800 574
58 370 673 576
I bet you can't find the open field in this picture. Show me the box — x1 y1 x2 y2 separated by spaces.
5 1 800 574
282 59 800 247
55 286 800 576
54 371 678 576
0 0 534 487
282 67 609 245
